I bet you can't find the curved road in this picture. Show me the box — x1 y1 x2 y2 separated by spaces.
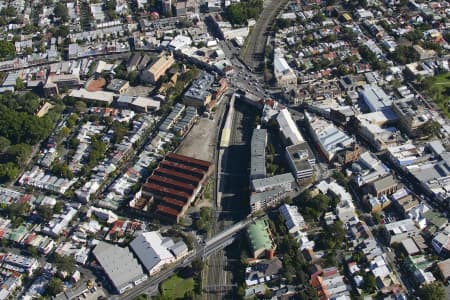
240 0 289 72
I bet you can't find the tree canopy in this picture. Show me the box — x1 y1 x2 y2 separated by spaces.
0 93 55 145
53 2 69 22
0 40 16 60
225 0 263 25
389 45 420 65
417 282 446 300
47 277 64 296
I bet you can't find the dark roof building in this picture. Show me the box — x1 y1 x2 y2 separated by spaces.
140 153 211 223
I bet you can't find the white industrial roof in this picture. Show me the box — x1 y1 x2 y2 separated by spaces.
129 232 175 273
276 109 304 145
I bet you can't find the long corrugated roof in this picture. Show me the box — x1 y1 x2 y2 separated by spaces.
143 182 190 201
166 152 211 169
154 167 201 185
156 205 179 217
148 175 196 193
160 160 205 178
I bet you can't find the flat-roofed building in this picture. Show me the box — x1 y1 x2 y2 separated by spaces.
285 143 315 182
392 97 429 137
409 152 450 204
140 52 175 84
250 128 267 180
249 173 295 213
359 84 392 113
387 143 427 167
251 173 295 193
69 88 115 105
92 241 147 294
305 112 355 162
182 71 215 107
43 74 81 97
107 79 130 94
250 186 288 213
276 109 304 146
384 218 419 245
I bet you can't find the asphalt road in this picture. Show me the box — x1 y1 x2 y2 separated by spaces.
240 0 290 71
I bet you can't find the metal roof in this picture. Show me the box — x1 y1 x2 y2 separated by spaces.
129 232 175 273
92 241 145 292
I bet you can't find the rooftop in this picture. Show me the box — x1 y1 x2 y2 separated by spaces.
129 231 177 273
92 241 146 292
247 217 274 253
183 71 214 102
276 109 304 146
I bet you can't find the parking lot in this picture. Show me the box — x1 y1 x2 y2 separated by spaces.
176 100 226 162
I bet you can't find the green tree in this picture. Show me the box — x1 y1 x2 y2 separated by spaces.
404 29 423 43
53 201 64 214
53 253 76 274
312 13 326 23
111 121 129 144
68 137 80 149
191 259 204 274
0 40 16 60
0 162 19 182
372 211 381 224
422 120 441 137
74 101 87 113
390 45 420 65
362 273 376 293
0 136 10 152
38 205 54 221
6 143 32 167
87 138 107 167
0 7 16 17
51 162 74 179
53 2 69 22
332 170 348 188
226 4 246 25
66 113 79 128
16 78 24 90
417 282 446 300
47 277 64 296
7 201 30 219
28 245 39 258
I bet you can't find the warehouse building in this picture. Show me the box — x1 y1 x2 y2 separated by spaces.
140 153 211 223
359 84 392 113
92 241 147 294
130 231 188 275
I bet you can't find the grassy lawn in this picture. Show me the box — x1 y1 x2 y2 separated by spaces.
424 72 450 118
160 275 195 299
